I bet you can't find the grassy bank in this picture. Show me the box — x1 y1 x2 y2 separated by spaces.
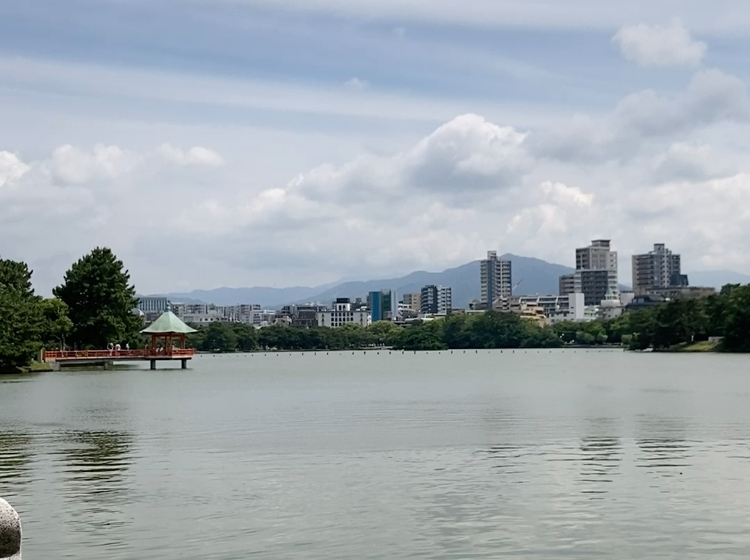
671 340 721 352
1 361 53 374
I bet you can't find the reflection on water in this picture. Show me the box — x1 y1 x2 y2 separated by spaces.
56 430 134 501
637 438 691 475
0 430 34 498
579 437 621 489
578 417 622 496
636 417 690 477
482 444 527 476
54 430 135 542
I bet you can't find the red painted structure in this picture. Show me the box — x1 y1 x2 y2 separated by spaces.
43 348 195 361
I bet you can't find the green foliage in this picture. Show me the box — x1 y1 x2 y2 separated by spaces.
368 321 401 346
721 285 750 352
203 322 238 353
392 312 562 351
53 247 142 349
604 284 750 352
0 259 35 298
39 298 73 350
392 320 447 350
0 258 43 371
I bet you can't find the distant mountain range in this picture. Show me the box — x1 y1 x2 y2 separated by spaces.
153 254 571 309
151 255 749 309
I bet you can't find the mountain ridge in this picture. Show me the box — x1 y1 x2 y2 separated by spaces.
150 258 750 309
152 254 574 308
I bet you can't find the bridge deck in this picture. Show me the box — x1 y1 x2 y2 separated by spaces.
44 349 195 363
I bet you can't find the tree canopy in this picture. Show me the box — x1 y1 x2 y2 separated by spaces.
0 258 43 371
53 247 142 349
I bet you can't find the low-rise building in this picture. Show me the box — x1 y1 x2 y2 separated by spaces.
598 288 625 320
316 298 371 328
647 286 716 300
549 293 597 323
510 301 549 326
625 294 668 312
513 295 570 316
397 302 419 320
277 304 327 328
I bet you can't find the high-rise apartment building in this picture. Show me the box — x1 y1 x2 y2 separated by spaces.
480 251 512 309
559 239 618 306
631 243 683 295
367 290 393 322
576 239 618 271
420 285 452 315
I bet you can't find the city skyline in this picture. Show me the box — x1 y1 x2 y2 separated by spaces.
1 1 748 295
133 242 748 297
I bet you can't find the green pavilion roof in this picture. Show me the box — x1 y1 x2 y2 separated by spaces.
141 310 197 334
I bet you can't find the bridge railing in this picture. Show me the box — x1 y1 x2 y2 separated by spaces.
43 348 196 361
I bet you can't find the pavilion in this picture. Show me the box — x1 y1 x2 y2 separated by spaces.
141 310 197 369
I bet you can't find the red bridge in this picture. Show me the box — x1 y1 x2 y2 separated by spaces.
43 348 195 369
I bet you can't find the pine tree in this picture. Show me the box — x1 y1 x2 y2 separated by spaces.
53 248 142 349
0 258 43 371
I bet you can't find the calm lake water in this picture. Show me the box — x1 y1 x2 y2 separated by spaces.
1 350 749 559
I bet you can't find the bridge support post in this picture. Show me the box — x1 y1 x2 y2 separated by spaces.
0 496 21 559
150 360 156 371
181 359 187 369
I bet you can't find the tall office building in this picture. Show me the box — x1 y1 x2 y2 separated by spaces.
480 251 512 309
420 285 452 315
367 290 393 322
632 243 683 295
559 239 618 306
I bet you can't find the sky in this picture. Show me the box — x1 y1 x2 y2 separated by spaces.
0 0 748 295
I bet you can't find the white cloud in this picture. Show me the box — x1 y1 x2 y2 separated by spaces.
613 20 706 67
0 151 30 187
344 77 369 91
158 144 225 166
291 114 528 206
533 68 749 163
51 144 136 185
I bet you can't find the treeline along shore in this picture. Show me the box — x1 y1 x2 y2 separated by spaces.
2 247 749 372
186 284 750 353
